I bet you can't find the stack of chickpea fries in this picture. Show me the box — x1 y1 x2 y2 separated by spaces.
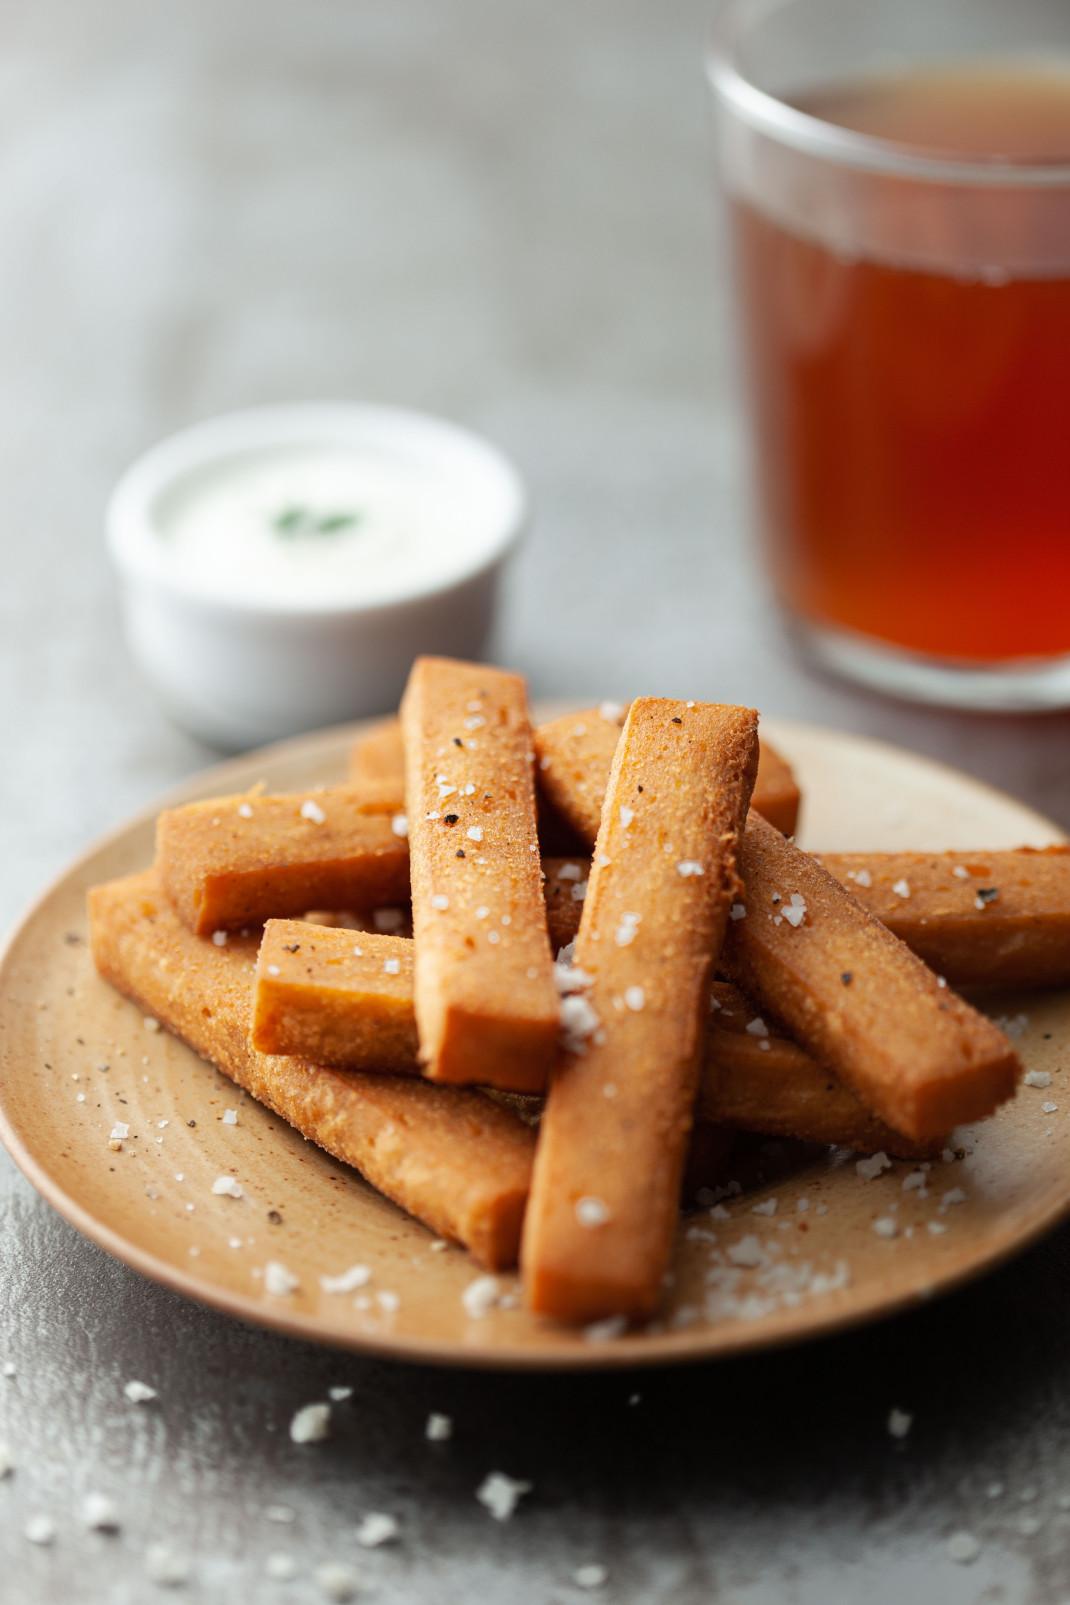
91 658 1070 1324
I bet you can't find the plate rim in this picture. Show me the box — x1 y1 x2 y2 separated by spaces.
0 713 1067 1371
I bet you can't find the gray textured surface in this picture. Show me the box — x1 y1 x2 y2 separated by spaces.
3 1 1070 1600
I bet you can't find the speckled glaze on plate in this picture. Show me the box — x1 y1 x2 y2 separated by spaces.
0 715 1067 1370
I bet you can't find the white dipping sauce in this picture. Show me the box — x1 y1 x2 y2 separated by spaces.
155 444 499 608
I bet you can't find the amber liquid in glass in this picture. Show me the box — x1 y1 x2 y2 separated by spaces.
734 68 1070 662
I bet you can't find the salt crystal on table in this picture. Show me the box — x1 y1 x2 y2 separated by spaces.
856 1152 891 1181
290 1402 331 1444
476 1471 532 1521
574 1563 609 1589
355 1512 399 1547
24 1515 56 1546
426 1413 452 1441
264 1261 299 1296
887 1408 912 1439
946 1531 981 1564
123 1380 157 1404
320 1265 371 1295
462 1275 501 1319
81 1492 120 1531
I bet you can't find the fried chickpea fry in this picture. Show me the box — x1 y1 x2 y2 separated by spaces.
723 814 1021 1142
351 711 802 845
250 922 931 1157
347 719 409 809
89 872 533 1269
157 788 410 935
523 698 760 1324
533 705 800 843
253 918 419 1072
700 985 933 1158
819 846 1070 988
546 848 1070 990
401 657 559 1093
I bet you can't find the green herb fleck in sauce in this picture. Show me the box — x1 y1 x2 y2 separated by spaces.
271 505 363 537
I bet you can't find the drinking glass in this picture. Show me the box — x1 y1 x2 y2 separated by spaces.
709 0 1070 708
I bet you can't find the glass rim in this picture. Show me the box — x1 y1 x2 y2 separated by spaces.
707 0 1070 187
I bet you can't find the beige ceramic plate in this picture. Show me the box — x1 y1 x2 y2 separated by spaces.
0 717 1067 1370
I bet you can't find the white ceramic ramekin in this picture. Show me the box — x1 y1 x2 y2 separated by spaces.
106 403 528 750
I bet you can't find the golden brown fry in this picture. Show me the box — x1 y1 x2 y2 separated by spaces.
723 813 1021 1142
542 855 596 952
88 871 534 1269
546 847 1070 990
523 698 760 1325
253 918 419 1072
401 657 559 1093
157 788 410 936
352 710 803 844
533 705 801 843
347 719 409 809
819 846 1070 988
248 921 930 1156
700 985 933 1158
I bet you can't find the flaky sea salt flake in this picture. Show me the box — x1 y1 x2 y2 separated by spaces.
290 1402 330 1444
477 1471 532 1521
356 1512 399 1547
